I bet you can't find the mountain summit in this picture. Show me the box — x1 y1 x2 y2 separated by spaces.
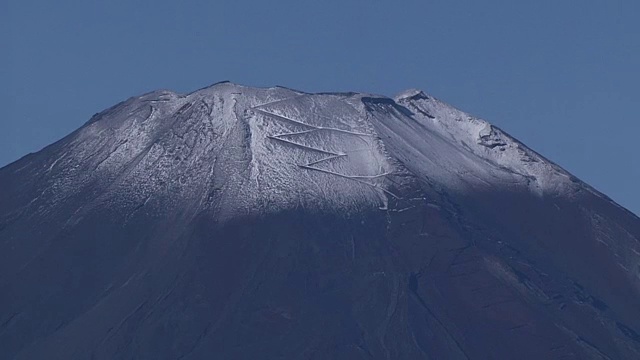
1 82 639 359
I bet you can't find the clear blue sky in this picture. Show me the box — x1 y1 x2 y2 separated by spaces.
2 0 639 215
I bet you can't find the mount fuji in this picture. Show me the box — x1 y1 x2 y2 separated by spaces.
1 82 639 359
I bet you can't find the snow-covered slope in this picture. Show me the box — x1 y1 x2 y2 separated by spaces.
392 89 578 196
1 82 639 359
10 83 398 221
3 82 585 219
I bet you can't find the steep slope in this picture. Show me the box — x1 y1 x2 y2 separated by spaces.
1 82 639 359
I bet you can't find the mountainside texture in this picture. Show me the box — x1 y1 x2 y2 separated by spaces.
1 82 640 359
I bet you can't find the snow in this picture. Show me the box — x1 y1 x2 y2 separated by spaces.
393 89 578 196
20 82 591 221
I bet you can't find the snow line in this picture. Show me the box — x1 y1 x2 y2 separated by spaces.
266 136 344 156
298 164 399 199
255 109 373 137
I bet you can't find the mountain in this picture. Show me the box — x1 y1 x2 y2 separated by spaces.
1 81 639 359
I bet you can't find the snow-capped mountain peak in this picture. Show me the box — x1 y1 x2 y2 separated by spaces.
2 82 639 359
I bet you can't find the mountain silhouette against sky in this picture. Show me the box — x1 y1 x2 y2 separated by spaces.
1 82 639 359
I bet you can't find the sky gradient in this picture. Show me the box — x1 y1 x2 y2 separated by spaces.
2 0 639 215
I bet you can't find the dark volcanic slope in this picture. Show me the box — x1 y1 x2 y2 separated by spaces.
1 82 640 359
